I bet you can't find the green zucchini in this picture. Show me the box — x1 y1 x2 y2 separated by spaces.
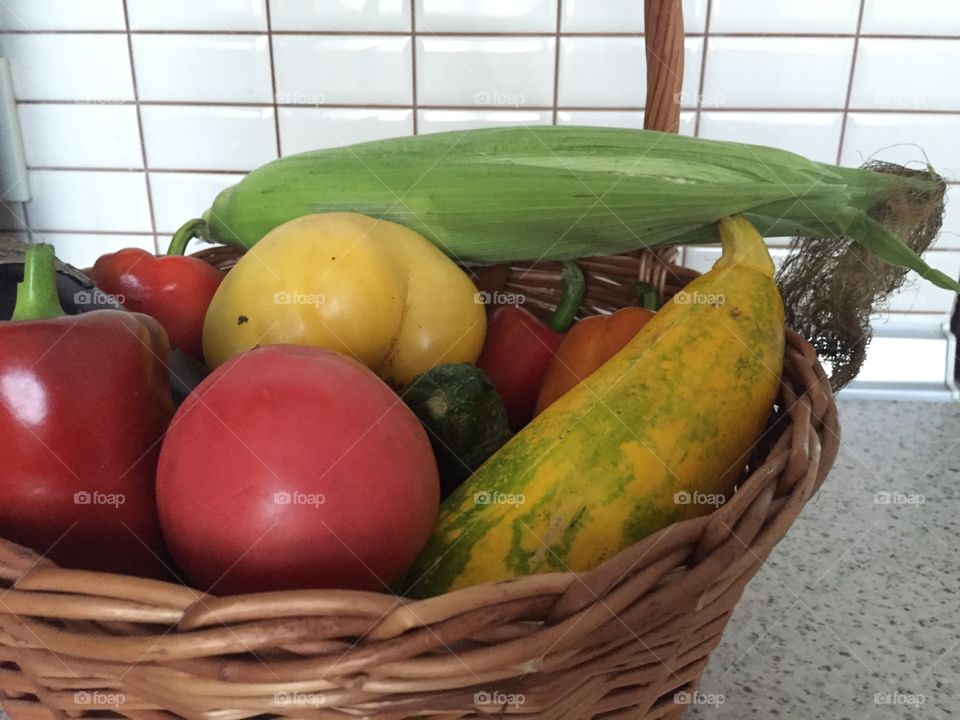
402 363 512 499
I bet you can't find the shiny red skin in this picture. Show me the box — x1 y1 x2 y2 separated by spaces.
477 306 564 430
0 311 174 577
89 248 223 361
156 345 440 595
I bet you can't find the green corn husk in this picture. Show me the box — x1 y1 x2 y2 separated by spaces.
181 126 957 292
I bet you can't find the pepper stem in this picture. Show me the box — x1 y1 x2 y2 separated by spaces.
635 281 661 310
547 261 586 333
12 243 65 321
167 218 206 256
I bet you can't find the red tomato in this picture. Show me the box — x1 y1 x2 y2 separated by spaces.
156 345 439 594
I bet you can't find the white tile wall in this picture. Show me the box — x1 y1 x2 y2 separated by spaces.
558 37 702 108
853 333 952 390
18 104 143 169
270 0 411 32
698 111 843 164
840 114 960 179
42 233 156 269
417 37 554 107
280 108 412 153
710 0 861 34
1 0 958 389
938 186 960 250
0 34 133 101
140 106 277 171
703 38 855 109
561 0 708 34
418 109 550 134
0 1 125 31
852 39 960 111
132 35 273 103
417 0 557 33
149 172 244 235
685 246 959 317
127 0 268 31
274 36 412 105
558 110 697 136
861 0 960 36
25 170 151 233
561 0 644 33
888 251 960 314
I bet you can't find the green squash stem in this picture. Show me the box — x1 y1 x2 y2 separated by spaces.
168 218 206 256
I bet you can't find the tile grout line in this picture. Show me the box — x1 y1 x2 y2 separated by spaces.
264 0 282 158
15 99 960 115
551 0 562 125
4 29 960 40
120 0 158 253
836 0 867 166
411 0 418 134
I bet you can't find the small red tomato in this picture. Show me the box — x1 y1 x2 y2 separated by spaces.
156 345 440 595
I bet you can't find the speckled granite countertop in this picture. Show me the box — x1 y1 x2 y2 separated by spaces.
687 398 960 720
1 399 957 720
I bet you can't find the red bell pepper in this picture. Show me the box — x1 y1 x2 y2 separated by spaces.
88 219 223 362
477 262 586 430
0 244 173 577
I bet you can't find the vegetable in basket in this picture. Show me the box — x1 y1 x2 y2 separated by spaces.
156 344 440 594
89 228 223 362
534 305 655 416
477 306 563 431
477 261 585 430
0 244 172 577
202 212 487 385
399 215 784 598
170 126 959 293
402 363 512 499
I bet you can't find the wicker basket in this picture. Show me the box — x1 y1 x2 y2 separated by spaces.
0 1 840 718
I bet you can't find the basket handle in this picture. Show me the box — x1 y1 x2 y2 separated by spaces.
643 0 684 133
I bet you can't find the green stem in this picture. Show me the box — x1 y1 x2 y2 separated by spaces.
548 261 586 333
167 218 206 256
12 243 65 321
635 281 661 311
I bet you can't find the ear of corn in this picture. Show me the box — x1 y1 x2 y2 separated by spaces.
180 126 957 292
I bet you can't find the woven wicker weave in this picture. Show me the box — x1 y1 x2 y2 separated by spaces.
0 1 841 718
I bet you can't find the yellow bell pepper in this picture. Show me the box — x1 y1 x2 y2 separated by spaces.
202 213 487 385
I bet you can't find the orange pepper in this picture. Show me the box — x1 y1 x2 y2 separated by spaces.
534 306 655 416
